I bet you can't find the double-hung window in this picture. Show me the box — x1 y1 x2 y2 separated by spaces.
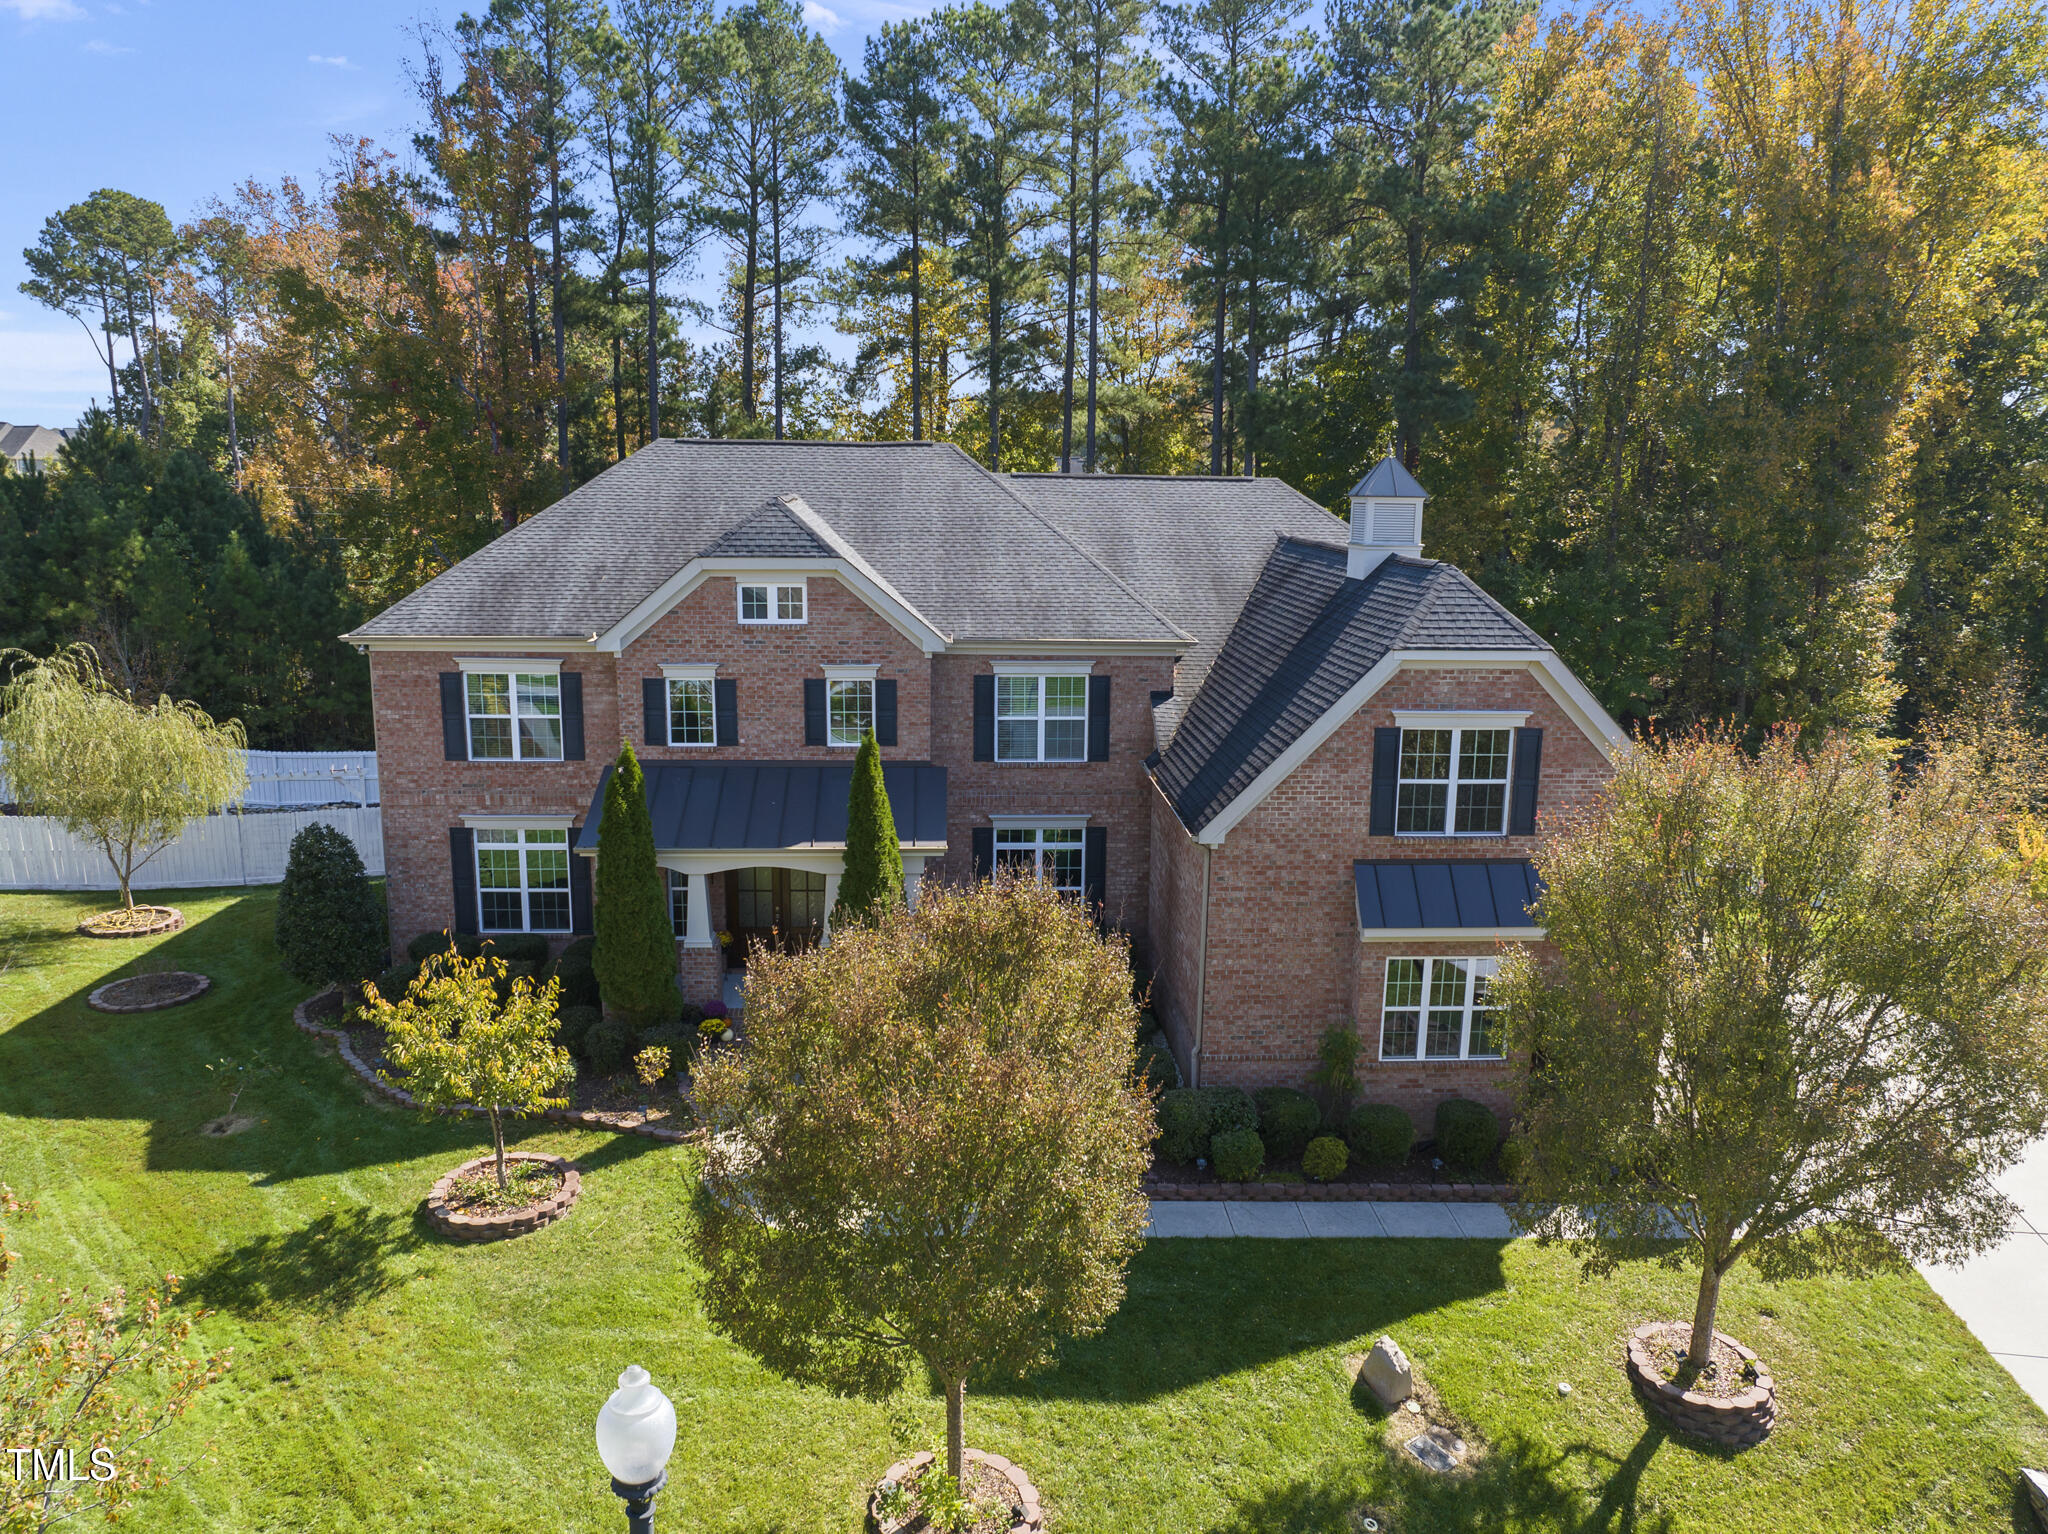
466 670 563 761
995 673 1089 763
1396 723 1514 834
475 827 571 932
663 665 718 746
738 581 806 624
995 824 1085 896
825 664 875 748
1378 957 1501 1060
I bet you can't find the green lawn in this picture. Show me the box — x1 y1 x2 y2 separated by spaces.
2 887 2044 1532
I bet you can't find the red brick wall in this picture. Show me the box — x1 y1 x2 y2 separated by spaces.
1146 780 1208 1077
1151 664 1611 1117
927 653 1175 951
1352 940 1525 1123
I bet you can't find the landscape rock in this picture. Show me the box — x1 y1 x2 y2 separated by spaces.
1361 1335 1413 1409
2022 1468 2048 1529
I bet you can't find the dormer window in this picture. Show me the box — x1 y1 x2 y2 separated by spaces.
739 581 806 624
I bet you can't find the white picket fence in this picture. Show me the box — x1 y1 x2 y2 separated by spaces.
0 749 379 811
0 808 384 891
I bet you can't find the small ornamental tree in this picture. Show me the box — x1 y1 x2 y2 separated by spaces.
274 821 387 987
593 743 681 1025
1497 727 2048 1363
691 873 1153 1492
830 729 904 930
366 951 573 1193
0 645 245 910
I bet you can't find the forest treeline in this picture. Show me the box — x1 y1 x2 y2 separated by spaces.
12 0 2048 750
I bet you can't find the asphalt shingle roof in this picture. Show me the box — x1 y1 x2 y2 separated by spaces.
1154 539 1550 834
701 498 837 558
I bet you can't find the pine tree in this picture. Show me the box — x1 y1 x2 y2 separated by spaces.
593 743 681 1024
830 730 904 930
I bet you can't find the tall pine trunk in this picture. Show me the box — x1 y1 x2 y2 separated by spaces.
743 192 761 423
771 178 786 440
1084 60 1104 473
647 186 662 440
910 216 924 441
1060 115 1081 472
1210 185 1229 476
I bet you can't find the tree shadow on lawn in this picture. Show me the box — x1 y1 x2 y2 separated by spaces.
181 1204 433 1318
987 1238 1511 1403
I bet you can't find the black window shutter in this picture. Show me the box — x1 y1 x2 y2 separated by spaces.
714 679 738 746
1370 727 1401 836
971 826 993 878
972 674 995 761
561 671 585 760
439 673 467 761
1087 675 1111 761
449 827 478 934
1084 825 1107 915
803 679 827 746
570 849 593 934
1509 727 1544 836
875 679 898 746
643 677 666 746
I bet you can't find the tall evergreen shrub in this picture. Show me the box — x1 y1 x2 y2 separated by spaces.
830 730 903 929
274 820 387 986
593 743 680 1025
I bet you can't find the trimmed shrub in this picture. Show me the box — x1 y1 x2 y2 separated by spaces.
407 928 459 964
1346 1103 1415 1167
1254 1087 1321 1160
554 1005 601 1058
1211 1128 1265 1183
548 937 600 1010
1302 1135 1349 1183
639 1019 702 1069
829 730 904 927
484 933 551 965
1156 1088 1211 1164
583 1015 638 1075
1136 1039 1179 1094
373 961 420 1002
1435 1098 1500 1173
1499 1134 1528 1186
1201 1085 1258 1138
274 822 388 987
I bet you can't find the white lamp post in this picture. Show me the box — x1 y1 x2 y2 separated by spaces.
595 1364 677 1533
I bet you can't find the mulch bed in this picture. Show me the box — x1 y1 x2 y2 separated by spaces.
443 1157 565 1215
1633 1321 1758 1398
88 970 211 1013
1624 1321 1777 1448
76 905 183 939
425 1151 581 1241
872 1450 1042 1534
1149 1143 1504 1190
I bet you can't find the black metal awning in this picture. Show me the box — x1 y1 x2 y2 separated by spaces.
1353 858 1544 932
575 760 948 853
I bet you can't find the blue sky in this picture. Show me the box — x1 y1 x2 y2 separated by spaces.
0 0 915 427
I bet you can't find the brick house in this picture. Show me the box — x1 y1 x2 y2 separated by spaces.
345 440 1621 1115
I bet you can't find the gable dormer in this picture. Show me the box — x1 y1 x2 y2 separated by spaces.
1347 456 1428 579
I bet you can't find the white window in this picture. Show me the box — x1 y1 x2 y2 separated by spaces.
668 871 689 936
475 827 571 932
466 671 563 761
995 825 1085 896
996 674 1089 763
1378 957 1501 1060
1397 727 1512 835
738 581 806 624
828 679 874 747
668 678 715 746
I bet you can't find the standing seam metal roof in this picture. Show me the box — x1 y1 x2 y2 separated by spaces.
575 760 949 851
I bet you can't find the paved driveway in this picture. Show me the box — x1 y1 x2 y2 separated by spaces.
1917 1136 2048 1413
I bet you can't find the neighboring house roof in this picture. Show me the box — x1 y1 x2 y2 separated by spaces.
1155 539 1553 835
575 760 949 853
1354 858 1545 933
1350 456 1429 500
348 440 1206 647
1004 473 1348 743
0 423 70 468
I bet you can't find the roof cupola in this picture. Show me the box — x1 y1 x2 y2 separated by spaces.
1346 456 1427 578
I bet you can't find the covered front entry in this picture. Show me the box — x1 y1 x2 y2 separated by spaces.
728 866 829 959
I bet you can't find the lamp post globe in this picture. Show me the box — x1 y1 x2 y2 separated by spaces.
596 1365 676 1533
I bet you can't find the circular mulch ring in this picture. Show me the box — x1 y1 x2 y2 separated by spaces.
75 905 184 939
424 1152 580 1242
87 971 212 1013
1625 1322 1776 1448
870 1449 1043 1533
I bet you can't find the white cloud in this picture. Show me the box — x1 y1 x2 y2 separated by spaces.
1 0 87 19
802 1 841 31
307 52 355 68
82 35 131 51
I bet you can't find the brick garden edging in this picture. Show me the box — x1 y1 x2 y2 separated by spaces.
292 987 693 1146
1624 1323 1776 1448
88 971 212 1013
425 1151 581 1241
1146 1179 1516 1203
870 1449 1043 1533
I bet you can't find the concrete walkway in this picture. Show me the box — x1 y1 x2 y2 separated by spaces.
1146 1200 1520 1239
1918 1137 2048 1414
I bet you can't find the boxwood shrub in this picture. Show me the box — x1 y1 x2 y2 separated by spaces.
1346 1102 1415 1167
273 822 388 987
1301 1135 1349 1183
582 1016 637 1075
1210 1128 1265 1183
1435 1098 1500 1173
553 1005 601 1058
406 929 461 964
372 961 420 1003
1136 1039 1179 1094
1201 1085 1258 1139
1156 1088 1211 1164
1253 1087 1321 1160
483 933 552 965
547 937 601 1010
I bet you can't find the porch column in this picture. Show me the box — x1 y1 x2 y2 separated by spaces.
821 872 843 943
684 869 714 948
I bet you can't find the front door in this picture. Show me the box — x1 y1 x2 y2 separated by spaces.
727 867 828 962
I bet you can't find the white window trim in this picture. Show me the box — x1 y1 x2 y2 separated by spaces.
823 663 880 681
1377 955 1503 1062
994 671 1091 765
989 658 1096 676
1392 710 1528 730
664 669 719 748
461 814 575 830
826 676 874 748
462 668 566 763
737 579 807 625
456 655 563 676
993 822 1088 896
988 813 1091 830
659 662 719 682
1396 725 1514 838
472 824 574 934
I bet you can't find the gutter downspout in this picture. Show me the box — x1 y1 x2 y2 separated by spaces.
1191 843 1212 1088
